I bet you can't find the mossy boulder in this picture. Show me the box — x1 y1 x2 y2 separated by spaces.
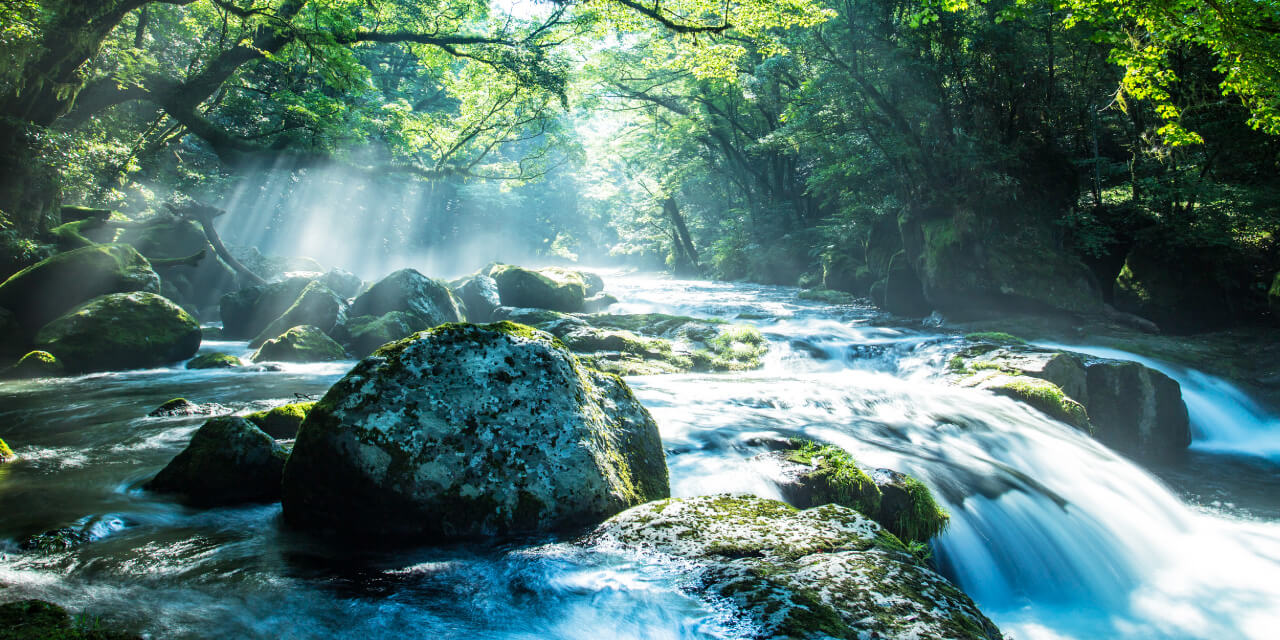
145 416 289 506
453 274 501 322
0 243 160 333
251 325 346 363
1113 231 1248 333
488 264 587 312
946 343 1190 457
116 216 237 311
4 350 64 379
586 495 1001 640
341 311 431 357
349 268 462 327
244 401 315 439
0 438 14 463
1084 359 1190 458
185 352 242 369
218 276 315 339
248 281 348 348
765 442 949 545
34 292 201 373
281 322 670 540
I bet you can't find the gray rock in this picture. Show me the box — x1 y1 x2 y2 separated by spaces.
586 495 1001 640
1085 359 1190 458
320 268 364 299
349 268 462 327
281 322 669 540
454 274 501 323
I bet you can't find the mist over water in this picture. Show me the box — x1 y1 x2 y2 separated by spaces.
2 273 1279 638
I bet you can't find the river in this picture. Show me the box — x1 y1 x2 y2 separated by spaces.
2 273 1278 639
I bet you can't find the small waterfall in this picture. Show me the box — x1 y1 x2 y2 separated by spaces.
1037 343 1280 461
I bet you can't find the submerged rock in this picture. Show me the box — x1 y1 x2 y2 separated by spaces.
145 416 288 506
453 274 501 323
147 397 229 417
281 322 669 540
244 401 315 439
20 526 94 554
185 352 242 369
0 243 160 333
587 495 1001 640
341 311 431 357
489 264 587 312
251 325 346 363
34 292 201 373
3 350 64 379
249 281 348 347
349 268 462 327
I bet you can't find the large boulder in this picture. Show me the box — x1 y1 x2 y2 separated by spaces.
34 292 201 372
1113 231 1254 333
281 322 669 540
251 325 346 363
340 311 430 357
248 281 348 347
244 401 316 439
947 339 1190 457
453 274 501 323
488 264 587 312
348 268 462 327
0 243 159 333
218 276 314 339
1084 359 1190 458
145 416 288 506
587 495 1001 640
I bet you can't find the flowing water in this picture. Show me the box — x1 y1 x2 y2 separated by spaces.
2 274 1279 639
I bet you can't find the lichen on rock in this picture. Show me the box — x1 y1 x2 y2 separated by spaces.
586 494 1000 639
281 321 669 540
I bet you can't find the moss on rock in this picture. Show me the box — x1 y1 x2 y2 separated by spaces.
784 441 882 517
798 288 856 304
244 401 315 439
248 281 348 348
964 331 1026 345
986 375 1092 431
5 350 64 379
34 292 201 373
145 416 289 506
0 243 160 333
281 321 669 540
251 325 346 363
587 495 1000 640
0 599 138 639
489 264 587 312
0 437 14 463
342 311 431 357
185 352 242 369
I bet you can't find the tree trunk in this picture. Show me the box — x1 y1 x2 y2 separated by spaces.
663 197 700 276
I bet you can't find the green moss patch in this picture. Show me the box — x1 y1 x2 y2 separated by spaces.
964 332 1027 345
244 401 316 439
186 352 242 369
988 376 1092 431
